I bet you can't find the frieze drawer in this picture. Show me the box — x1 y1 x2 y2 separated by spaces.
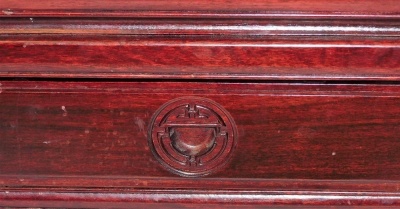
2 81 400 207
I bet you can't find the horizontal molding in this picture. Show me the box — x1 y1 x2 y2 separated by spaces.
2 81 400 96
2 175 400 191
2 176 400 207
2 187 400 208
2 10 400 19
1 19 399 37
0 36 399 81
1 0 400 18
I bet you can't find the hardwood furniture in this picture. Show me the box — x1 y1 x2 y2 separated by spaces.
1 1 400 208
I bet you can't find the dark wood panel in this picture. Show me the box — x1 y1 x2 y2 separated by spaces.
1 36 399 80
2 81 400 207
2 0 399 207
1 81 400 179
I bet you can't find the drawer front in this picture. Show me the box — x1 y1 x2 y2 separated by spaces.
2 81 400 207
1 81 400 179
2 1 400 207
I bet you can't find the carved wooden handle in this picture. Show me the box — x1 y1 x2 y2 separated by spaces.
148 97 238 177
170 127 216 157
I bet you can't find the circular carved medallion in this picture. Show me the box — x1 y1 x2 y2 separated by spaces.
148 97 238 177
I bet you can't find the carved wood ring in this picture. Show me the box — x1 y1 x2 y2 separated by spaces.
148 97 238 177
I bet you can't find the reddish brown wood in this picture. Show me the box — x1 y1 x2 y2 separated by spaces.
1 0 400 207
148 96 238 177
2 81 400 207
3 18 399 36
1 0 400 18
0 5 398 81
2 0 399 12
0 36 399 80
2 81 400 179
2 188 400 208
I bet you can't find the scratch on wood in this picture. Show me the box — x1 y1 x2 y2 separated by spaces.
134 117 146 137
61 106 68 116
2 9 13 15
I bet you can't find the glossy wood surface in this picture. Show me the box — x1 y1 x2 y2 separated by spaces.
1 35 399 80
2 81 400 207
3 81 400 179
1 0 400 207
2 81 400 179
1 1 398 81
3 187 400 208
1 0 400 18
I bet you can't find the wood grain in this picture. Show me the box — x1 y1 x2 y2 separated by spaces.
2 188 400 208
1 0 400 18
1 1 400 207
2 81 400 207
1 81 400 179
0 35 399 80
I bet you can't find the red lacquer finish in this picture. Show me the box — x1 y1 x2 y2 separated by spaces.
1 0 400 208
